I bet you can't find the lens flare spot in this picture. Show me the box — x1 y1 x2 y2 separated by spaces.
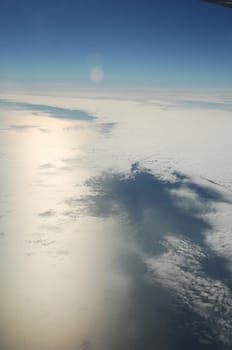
90 66 104 83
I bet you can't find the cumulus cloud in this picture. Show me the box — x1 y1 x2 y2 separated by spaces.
147 236 232 345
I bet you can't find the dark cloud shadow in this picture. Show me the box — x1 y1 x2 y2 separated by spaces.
68 164 232 349
79 164 229 254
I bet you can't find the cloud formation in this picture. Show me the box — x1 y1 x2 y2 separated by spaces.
68 164 232 348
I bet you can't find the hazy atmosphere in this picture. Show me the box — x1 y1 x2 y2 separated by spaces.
1 1 232 350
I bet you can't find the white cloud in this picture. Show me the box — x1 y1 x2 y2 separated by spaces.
146 236 232 345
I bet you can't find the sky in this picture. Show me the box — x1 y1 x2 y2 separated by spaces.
1 2 232 349
0 0 232 88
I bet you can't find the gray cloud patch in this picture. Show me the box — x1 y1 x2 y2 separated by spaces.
38 210 56 218
94 122 117 135
39 163 55 170
0 99 95 121
180 100 232 111
156 99 232 112
39 128 51 133
0 124 40 132
27 238 56 247
64 121 117 136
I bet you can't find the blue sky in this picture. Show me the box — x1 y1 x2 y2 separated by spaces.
1 0 232 88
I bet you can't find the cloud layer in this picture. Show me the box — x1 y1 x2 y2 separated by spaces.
69 164 232 348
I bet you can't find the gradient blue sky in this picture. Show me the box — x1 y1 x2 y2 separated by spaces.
1 0 232 88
